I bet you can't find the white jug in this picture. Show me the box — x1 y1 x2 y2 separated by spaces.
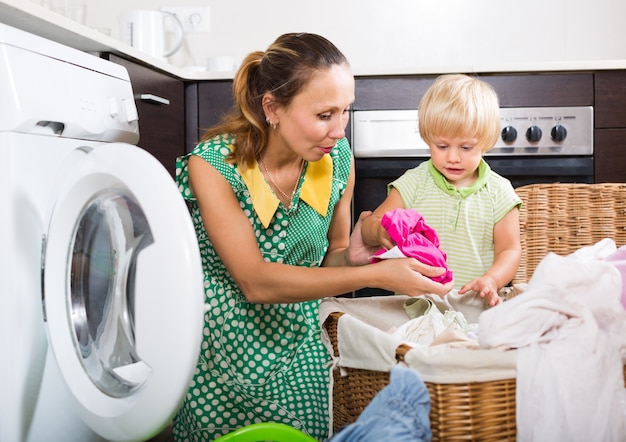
119 10 184 60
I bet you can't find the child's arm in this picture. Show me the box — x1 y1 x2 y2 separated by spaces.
360 188 405 249
458 207 522 306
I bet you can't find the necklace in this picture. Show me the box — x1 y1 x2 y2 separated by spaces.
259 157 305 209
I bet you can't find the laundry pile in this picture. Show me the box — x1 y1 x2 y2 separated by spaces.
480 238 626 442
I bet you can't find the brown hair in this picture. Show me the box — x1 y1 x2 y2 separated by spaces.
200 33 349 168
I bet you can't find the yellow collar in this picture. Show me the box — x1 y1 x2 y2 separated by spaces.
240 155 333 228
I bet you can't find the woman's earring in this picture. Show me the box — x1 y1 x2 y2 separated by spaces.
266 117 277 130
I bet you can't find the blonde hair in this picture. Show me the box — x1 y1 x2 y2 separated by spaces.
200 33 349 168
418 74 501 153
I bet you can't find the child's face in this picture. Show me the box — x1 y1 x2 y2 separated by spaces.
428 134 483 188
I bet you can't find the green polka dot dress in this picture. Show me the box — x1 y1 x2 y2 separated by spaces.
172 134 352 441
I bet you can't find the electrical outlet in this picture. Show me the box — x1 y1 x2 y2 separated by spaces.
161 6 210 33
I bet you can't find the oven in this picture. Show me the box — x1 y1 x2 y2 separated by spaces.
350 106 593 296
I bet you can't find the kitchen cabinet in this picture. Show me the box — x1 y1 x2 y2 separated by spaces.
186 80 234 152
354 73 593 109
105 54 185 178
594 71 626 183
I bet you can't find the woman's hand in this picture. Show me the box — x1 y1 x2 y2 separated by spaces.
376 257 454 297
347 211 381 265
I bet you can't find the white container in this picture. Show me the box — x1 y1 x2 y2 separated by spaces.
118 10 184 60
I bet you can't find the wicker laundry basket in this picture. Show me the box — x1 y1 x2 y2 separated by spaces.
323 182 626 441
324 310 517 441
513 182 626 284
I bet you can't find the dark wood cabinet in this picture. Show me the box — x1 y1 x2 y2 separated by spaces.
595 129 626 183
185 81 234 152
594 71 626 183
105 54 185 178
354 73 593 109
595 71 626 128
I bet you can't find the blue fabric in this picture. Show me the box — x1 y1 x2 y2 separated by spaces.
329 365 432 442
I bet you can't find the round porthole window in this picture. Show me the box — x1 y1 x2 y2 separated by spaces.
69 190 154 397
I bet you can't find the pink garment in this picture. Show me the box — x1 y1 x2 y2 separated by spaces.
371 208 453 284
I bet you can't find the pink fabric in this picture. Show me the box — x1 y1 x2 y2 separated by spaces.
371 208 453 284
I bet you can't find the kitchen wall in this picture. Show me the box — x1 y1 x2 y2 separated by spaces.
81 0 626 75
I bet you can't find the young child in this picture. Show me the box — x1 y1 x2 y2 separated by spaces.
361 74 522 306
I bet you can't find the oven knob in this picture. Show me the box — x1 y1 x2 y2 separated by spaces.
551 124 567 142
501 126 517 143
525 125 542 143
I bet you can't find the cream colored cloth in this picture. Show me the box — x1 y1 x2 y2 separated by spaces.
479 239 626 442
319 293 517 384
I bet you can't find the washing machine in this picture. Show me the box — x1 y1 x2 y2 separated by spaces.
0 23 204 441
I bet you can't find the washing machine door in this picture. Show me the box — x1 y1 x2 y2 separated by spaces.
43 143 204 441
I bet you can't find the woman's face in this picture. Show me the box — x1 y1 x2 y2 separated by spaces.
428 134 483 188
274 63 355 161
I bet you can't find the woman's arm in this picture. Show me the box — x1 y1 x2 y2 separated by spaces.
320 158 383 267
188 155 452 303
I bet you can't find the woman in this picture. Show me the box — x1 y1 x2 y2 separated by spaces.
173 32 453 441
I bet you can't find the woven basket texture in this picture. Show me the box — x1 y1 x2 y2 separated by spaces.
514 182 626 284
326 182 626 441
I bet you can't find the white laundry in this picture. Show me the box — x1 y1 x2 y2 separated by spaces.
479 239 626 442
391 298 478 347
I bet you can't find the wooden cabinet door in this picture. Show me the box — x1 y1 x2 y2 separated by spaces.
595 71 626 183
595 71 626 129
105 54 185 178
188 81 234 150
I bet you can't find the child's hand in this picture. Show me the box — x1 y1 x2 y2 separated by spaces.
361 212 396 250
377 224 395 250
458 276 502 306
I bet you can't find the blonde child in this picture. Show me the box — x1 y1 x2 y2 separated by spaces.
361 74 522 306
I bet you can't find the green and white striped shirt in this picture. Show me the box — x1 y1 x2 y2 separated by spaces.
390 159 522 289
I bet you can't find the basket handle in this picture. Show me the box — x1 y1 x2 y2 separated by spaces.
324 311 344 357
395 343 413 363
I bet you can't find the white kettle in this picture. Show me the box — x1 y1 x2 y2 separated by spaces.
119 10 184 60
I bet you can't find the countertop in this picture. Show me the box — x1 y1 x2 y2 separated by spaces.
2 0 626 81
